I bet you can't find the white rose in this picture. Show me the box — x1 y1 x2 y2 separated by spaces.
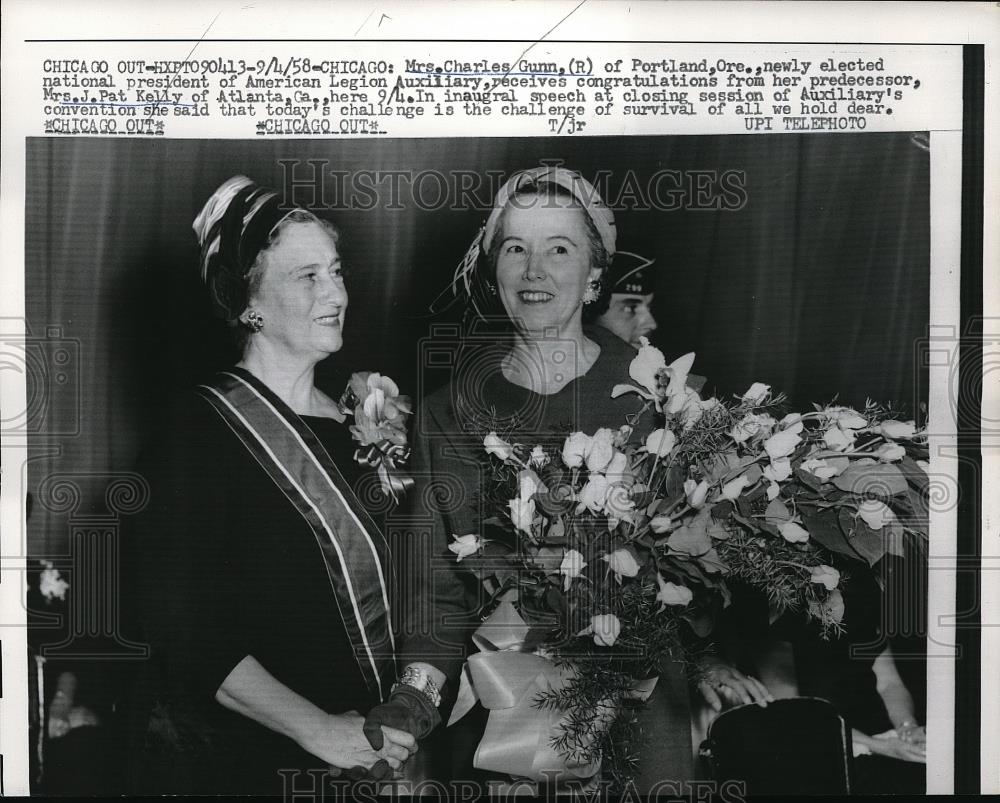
590 613 621 647
875 443 906 463
586 428 616 473
721 473 752 501
508 498 536 535
742 382 771 404
810 565 841 591
802 457 839 481
562 432 591 468
879 420 917 440
529 445 549 468
823 426 855 452
576 474 610 514
602 547 642 579
448 533 483 562
605 451 630 483
518 469 544 501
483 432 514 461
858 499 896 531
824 406 868 430
763 458 792 483
38 562 69 601
684 479 710 509
764 422 804 460
656 575 694 608
559 549 587 591
778 520 810 543
645 428 676 458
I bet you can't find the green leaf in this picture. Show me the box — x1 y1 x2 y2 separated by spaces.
832 463 908 497
546 517 567 542
898 456 929 492
712 500 735 520
837 507 886 567
799 507 862 561
681 608 716 638
794 467 823 493
764 499 791 525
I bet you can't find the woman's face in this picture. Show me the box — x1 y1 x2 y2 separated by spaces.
245 220 347 362
494 198 601 336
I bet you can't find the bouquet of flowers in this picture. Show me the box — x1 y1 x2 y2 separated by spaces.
451 339 928 785
338 372 413 500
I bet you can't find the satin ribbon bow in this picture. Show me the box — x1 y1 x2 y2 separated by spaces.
448 600 657 783
354 440 414 502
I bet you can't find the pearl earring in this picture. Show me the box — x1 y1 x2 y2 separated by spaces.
243 309 264 332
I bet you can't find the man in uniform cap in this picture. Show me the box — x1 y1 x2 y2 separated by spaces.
593 251 659 350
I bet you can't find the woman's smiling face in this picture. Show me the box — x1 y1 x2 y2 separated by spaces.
494 196 601 337
247 219 347 362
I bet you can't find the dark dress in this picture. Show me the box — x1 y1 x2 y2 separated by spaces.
399 325 695 789
127 392 383 795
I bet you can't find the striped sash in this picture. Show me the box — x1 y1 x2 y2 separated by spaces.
197 368 395 702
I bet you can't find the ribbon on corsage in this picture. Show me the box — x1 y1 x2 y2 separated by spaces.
354 440 414 502
448 600 657 782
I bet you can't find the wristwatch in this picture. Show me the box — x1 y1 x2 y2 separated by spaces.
393 665 442 708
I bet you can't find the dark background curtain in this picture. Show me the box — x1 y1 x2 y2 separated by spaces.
25 132 929 556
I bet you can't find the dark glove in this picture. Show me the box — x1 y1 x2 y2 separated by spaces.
341 761 392 782
363 684 441 749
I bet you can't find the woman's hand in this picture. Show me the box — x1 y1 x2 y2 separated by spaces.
303 711 416 772
696 656 774 712
895 722 926 746
869 733 926 763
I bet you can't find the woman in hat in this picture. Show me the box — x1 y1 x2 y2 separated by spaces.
127 177 416 794
380 166 700 789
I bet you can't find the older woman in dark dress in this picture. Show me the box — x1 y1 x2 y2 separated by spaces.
128 177 416 794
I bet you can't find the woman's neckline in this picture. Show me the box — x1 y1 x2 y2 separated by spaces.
496 327 611 398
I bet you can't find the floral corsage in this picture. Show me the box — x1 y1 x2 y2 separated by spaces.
339 372 414 501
